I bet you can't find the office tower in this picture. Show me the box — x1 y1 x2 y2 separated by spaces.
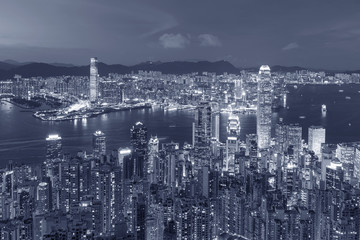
131 122 148 155
326 161 344 190
287 123 302 160
46 134 62 161
36 182 50 215
257 65 272 149
131 122 148 179
354 147 360 180
90 57 99 103
275 121 287 154
234 79 242 101
225 114 240 172
2 170 14 199
212 113 220 141
194 101 212 146
193 101 212 167
118 147 131 168
199 166 209 198
308 126 326 156
134 194 146 240
336 143 355 180
321 144 337 181
148 136 159 183
93 130 106 158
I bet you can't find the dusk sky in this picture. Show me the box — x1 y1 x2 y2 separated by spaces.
1 0 360 70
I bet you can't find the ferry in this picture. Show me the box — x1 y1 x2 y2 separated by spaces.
321 104 327 112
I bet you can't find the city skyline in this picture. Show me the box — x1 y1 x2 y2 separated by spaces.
2 1 360 239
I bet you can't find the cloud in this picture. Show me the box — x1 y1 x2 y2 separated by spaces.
282 42 299 51
198 34 222 47
159 33 189 48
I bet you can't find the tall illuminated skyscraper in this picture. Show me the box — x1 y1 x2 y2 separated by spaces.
93 130 106 158
308 126 326 156
194 101 212 146
225 114 240 172
36 182 50 215
46 134 62 161
234 79 242 101
90 57 99 103
257 65 272 149
193 101 212 167
131 122 148 178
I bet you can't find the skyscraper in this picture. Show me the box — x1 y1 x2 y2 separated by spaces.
36 182 50 215
287 123 302 160
90 57 99 103
93 130 106 158
234 79 242 101
308 126 326 156
225 114 240 172
193 101 212 167
46 134 62 161
130 122 148 178
257 65 273 149
194 101 212 146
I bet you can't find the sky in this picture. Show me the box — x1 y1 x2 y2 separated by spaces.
0 0 360 70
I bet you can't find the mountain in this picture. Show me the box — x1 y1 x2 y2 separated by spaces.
0 60 240 79
0 60 358 79
0 62 18 71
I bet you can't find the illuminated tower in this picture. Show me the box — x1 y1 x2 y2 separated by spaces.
225 114 241 172
148 136 159 183
193 101 212 167
46 134 62 161
308 126 326 156
92 130 106 158
36 182 50 215
257 65 272 149
130 122 148 178
194 101 212 146
234 79 243 106
90 57 99 103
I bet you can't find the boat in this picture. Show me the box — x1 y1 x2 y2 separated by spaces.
294 85 298 89
345 96 351 100
321 104 327 112
299 116 306 119
339 89 344 93
169 124 176 128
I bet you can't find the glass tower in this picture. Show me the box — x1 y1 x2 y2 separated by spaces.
257 65 272 149
90 57 99 103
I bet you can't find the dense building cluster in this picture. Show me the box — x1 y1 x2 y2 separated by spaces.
1 65 360 239
1 58 360 114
